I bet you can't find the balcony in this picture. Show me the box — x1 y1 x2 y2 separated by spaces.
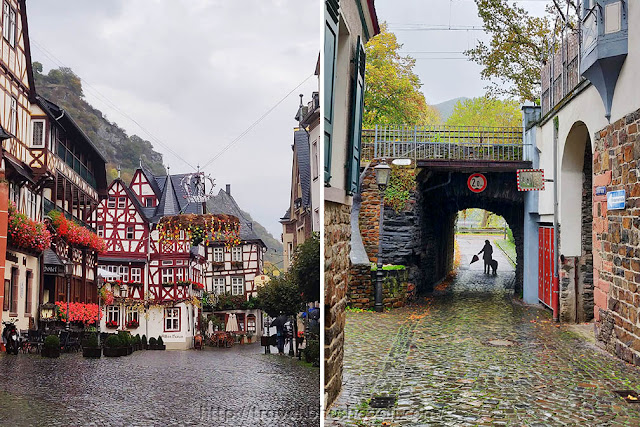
44 197 96 232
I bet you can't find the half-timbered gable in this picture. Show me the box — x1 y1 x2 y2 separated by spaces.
205 186 265 300
129 165 160 208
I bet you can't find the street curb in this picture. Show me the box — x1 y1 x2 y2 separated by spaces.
495 240 516 267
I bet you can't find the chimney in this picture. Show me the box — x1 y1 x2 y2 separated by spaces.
226 184 231 196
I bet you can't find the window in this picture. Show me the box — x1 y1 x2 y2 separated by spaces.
231 277 244 296
9 267 18 314
213 247 224 263
126 226 134 240
2 3 8 42
247 315 256 333
179 230 185 240
165 307 180 332
3 3 15 47
312 139 319 179
232 246 242 262
107 305 120 324
97 225 104 238
119 266 129 282
25 271 32 315
212 278 225 295
161 268 173 284
126 307 139 324
8 182 19 205
131 268 142 283
9 97 17 134
145 198 154 207
2 279 9 311
31 120 45 147
175 268 184 282
107 197 116 208
118 197 126 208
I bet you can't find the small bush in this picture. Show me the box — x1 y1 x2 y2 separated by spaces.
87 333 99 348
304 338 320 366
118 331 131 346
157 336 164 346
133 334 141 345
141 335 147 345
105 335 122 348
149 337 157 346
44 335 60 350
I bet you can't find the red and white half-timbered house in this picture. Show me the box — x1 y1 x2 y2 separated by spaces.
94 165 206 349
204 185 266 342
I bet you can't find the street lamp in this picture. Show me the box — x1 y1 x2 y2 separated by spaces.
64 261 73 330
374 160 391 313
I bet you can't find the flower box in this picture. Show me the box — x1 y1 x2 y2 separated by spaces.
7 203 52 254
48 210 106 252
103 347 120 357
106 320 118 329
125 320 139 329
230 261 243 269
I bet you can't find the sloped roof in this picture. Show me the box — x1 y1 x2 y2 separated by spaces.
154 172 181 220
294 129 311 209
139 164 162 197
280 207 291 222
206 188 263 245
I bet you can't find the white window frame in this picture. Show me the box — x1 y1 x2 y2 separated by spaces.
2 2 9 42
119 266 129 283
231 277 244 296
107 197 116 208
125 306 139 324
213 247 224 263
212 277 225 295
161 268 173 284
117 197 126 209
8 182 19 206
7 6 14 47
106 305 120 324
130 267 141 283
231 246 242 262
165 307 180 332
175 268 184 283
97 225 104 238
31 119 45 148
247 315 256 333
312 139 319 180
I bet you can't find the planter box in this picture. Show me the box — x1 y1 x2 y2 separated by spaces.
82 347 102 358
118 347 128 357
103 347 121 357
149 344 166 350
260 336 270 346
42 347 60 358
127 346 133 355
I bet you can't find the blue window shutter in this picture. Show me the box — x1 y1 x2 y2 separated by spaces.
324 0 339 186
346 36 366 195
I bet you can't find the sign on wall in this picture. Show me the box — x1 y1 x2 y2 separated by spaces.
517 169 545 191
607 189 626 210
595 186 607 196
467 173 487 193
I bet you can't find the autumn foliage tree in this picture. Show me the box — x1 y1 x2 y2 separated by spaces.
363 23 440 127
446 96 521 128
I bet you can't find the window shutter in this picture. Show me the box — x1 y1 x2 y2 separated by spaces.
324 0 340 185
346 36 366 195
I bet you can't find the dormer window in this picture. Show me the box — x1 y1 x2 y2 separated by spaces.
145 198 154 207
31 120 45 148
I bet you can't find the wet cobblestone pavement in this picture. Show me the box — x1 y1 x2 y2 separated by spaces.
327 236 640 426
0 343 319 426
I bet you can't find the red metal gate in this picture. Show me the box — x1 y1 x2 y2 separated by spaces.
538 226 555 308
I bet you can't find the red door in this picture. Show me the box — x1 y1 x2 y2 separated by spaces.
538 226 555 308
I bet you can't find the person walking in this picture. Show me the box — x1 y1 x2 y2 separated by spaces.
478 240 494 274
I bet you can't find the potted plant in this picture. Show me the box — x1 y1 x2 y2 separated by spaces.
118 331 133 355
148 337 157 350
141 334 148 350
156 336 166 350
246 331 254 344
82 332 101 358
103 335 122 357
42 335 60 358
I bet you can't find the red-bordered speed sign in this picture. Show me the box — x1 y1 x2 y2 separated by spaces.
467 173 487 193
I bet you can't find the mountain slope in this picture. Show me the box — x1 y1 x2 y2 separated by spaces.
433 97 470 123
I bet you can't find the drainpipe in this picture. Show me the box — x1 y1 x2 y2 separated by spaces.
553 117 560 322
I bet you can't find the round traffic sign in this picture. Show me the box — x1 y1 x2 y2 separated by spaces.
467 173 487 193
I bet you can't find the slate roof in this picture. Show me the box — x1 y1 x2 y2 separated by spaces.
43 248 63 266
280 207 291 221
206 188 263 245
293 129 311 209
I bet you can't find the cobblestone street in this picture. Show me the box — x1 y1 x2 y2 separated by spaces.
0 344 319 426
327 235 640 426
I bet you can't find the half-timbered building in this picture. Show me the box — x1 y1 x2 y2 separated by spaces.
94 165 206 349
205 185 266 341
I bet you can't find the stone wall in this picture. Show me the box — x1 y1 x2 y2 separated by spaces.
593 107 640 366
347 263 372 308
347 267 410 310
324 201 351 408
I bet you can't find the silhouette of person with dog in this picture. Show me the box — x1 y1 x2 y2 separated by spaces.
478 240 498 275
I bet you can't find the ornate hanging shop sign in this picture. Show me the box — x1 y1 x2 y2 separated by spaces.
181 172 216 203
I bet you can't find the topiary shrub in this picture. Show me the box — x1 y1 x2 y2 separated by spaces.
117 331 131 346
105 335 122 348
149 337 157 346
142 335 147 346
157 336 164 346
44 335 60 350
87 333 99 348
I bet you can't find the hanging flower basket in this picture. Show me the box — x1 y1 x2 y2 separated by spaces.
7 203 52 254
48 210 106 253
157 214 241 248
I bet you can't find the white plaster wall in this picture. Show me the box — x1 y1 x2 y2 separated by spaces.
2 252 40 331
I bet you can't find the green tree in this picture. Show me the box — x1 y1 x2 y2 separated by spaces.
446 96 521 128
256 274 302 318
465 0 578 102
363 23 440 127
289 232 320 303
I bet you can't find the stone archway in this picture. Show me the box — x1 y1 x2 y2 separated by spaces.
559 121 594 322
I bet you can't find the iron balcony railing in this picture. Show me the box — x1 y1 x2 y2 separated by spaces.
43 197 96 232
362 125 527 163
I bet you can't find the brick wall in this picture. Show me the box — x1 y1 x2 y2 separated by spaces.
347 266 410 309
324 201 351 408
593 107 640 365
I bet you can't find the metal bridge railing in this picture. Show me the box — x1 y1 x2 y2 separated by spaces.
361 125 527 163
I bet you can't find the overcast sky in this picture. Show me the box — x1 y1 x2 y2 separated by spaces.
26 0 319 240
375 0 548 105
